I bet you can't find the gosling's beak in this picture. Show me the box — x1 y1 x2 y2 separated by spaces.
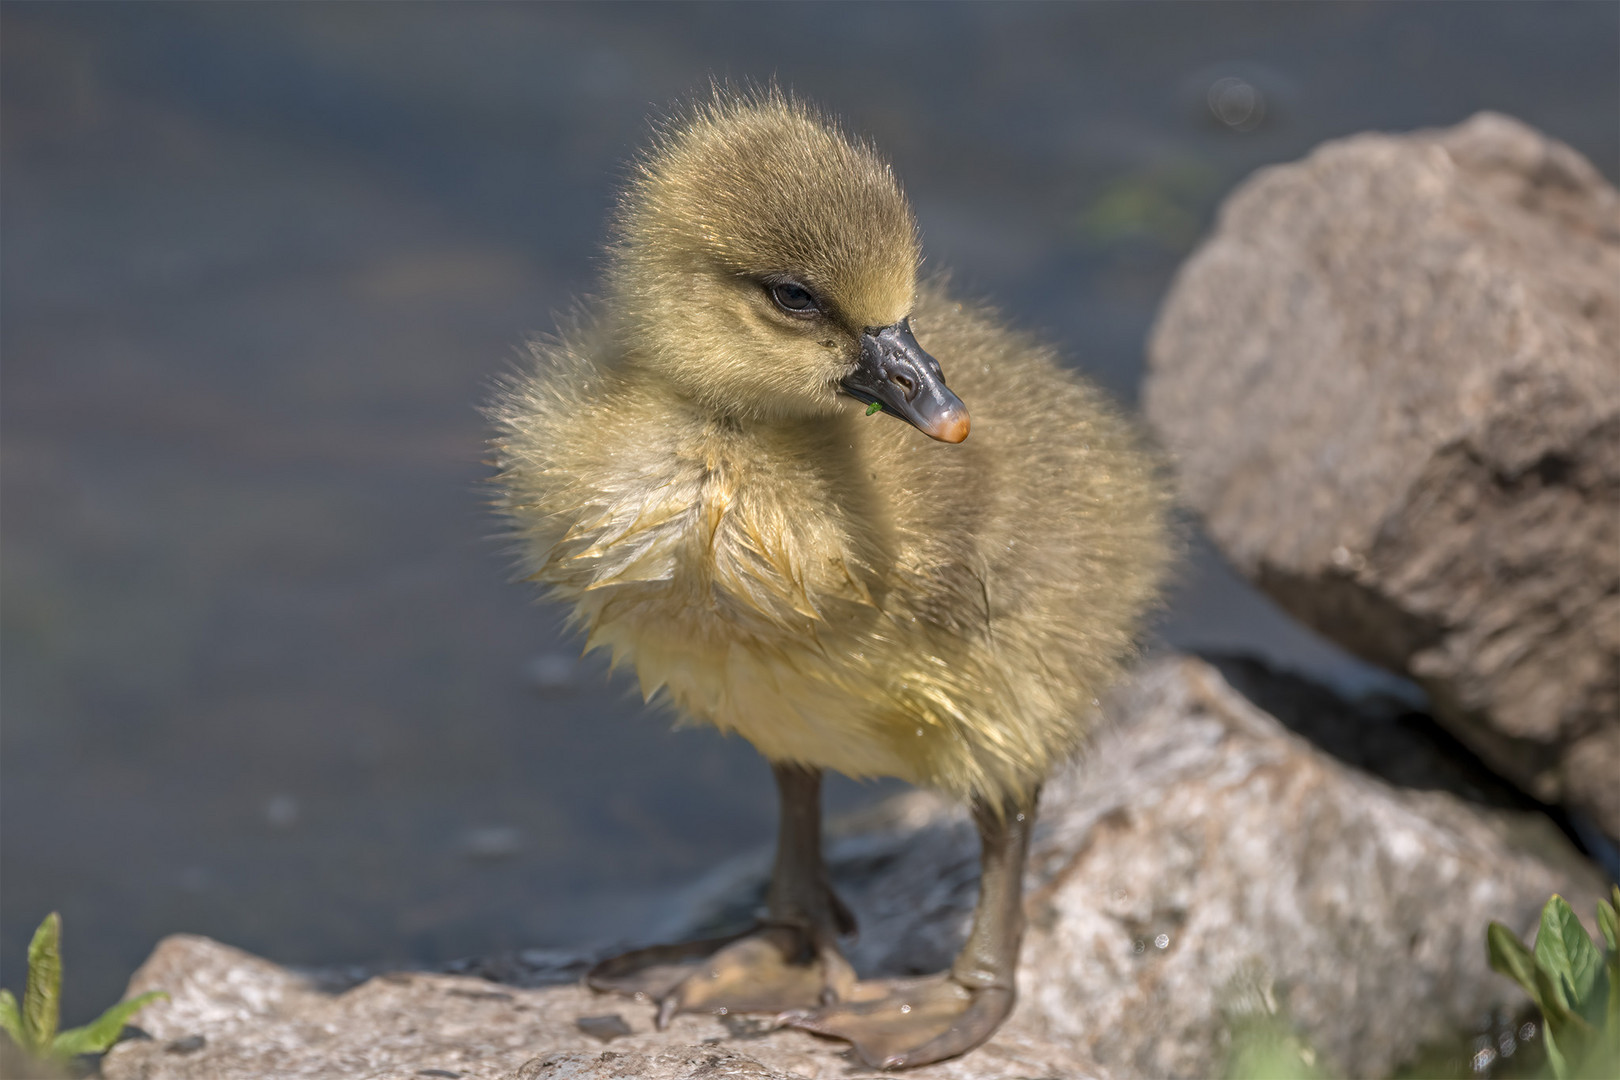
841 318 970 443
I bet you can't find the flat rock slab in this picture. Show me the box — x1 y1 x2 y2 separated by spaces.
97 936 1074 1080
102 657 1605 1080
1144 112 1620 836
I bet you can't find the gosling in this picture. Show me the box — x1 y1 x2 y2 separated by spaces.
490 91 1171 1070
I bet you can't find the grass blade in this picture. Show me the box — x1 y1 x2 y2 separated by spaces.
0 989 23 1048
22 914 63 1052
50 991 168 1057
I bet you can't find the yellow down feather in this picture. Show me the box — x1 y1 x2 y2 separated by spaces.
490 90 1172 805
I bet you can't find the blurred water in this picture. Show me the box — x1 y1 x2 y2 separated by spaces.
3 2 1615 1024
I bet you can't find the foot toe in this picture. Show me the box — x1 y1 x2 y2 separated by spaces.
661 930 824 1017
783 977 1013 1070
586 930 750 1001
587 924 854 1025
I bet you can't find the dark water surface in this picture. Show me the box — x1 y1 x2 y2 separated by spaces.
3 2 1616 1023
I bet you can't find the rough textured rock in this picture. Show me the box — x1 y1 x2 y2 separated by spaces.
101 656 1605 1080
1143 112 1620 836
94 935 1078 1080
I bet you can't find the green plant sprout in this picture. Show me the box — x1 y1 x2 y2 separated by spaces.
0 913 166 1064
1222 999 1328 1079
1488 887 1620 1080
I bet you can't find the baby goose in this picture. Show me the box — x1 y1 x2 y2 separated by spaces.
490 91 1171 1069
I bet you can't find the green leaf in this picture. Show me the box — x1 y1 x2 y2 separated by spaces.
1536 895 1604 1015
22 913 62 1053
50 991 167 1057
1223 1017 1327 1080
1599 887 1618 955
1544 1021 1571 1080
865 401 882 415
1604 886 1620 1042
1608 928 1620 1047
1536 964 1582 1029
1536 966 1595 1080
1489 921 1545 1008
0 989 23 1048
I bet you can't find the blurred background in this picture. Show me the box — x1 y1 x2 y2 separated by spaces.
3 2 1616 1025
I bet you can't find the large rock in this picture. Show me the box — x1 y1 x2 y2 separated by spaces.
99 656 1604 1080
1144 113 1620 835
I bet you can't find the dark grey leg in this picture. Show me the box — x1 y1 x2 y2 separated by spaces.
766 763 856 943
952 794 1031 990
784 790 1036 1070
586 761 856 1025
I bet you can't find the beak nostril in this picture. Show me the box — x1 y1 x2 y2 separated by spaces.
848 322 959 435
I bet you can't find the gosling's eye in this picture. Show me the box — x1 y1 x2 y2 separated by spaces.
769 281 820 315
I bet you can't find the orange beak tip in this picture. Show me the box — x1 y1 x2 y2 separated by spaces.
932 411 970 444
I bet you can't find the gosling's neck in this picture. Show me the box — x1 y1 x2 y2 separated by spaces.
613 351 854 452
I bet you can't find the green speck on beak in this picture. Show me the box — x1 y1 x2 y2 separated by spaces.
866 401 883 416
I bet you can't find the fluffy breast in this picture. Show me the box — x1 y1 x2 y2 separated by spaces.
490 305 1173 803
493 356 898 727
500 394 941 779
544 437 882 649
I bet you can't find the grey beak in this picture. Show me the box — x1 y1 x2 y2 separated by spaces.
841 318 970 443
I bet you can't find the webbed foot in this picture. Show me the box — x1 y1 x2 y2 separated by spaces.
587 921 856 1027
781 975 1014 1070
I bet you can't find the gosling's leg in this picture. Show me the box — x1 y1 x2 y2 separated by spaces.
783 792 1034 1070
587 763 856 1025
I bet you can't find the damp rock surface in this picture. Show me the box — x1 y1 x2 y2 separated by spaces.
100 656 1603 1080
1144 111 1620 837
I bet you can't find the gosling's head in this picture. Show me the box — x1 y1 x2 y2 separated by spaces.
608 91 969 443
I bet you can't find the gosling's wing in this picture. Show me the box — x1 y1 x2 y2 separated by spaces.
861 283 1174 698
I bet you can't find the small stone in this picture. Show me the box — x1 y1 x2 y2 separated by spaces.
575 1015 632 1043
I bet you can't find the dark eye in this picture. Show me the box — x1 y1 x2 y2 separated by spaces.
769 281 819 315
